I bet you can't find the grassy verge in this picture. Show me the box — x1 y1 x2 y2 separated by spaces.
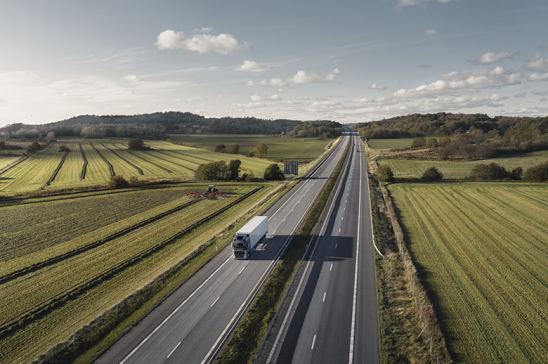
216 141 349 364
366 149 450 363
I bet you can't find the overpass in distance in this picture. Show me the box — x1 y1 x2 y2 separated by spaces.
97 129 379 364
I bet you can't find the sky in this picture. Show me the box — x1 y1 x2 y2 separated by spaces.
0 0 547 126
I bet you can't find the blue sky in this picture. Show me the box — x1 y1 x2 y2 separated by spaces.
0 0 547 125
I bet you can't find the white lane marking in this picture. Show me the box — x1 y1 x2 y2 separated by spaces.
341 216 344 221
266 138 351 364
349 134 362 364
166 341 181 358
322 291 326 302
335 242 338 249
238 266 246 275
211 296 220 307
338 228 341 233
311 334 317 350
119 255 232 364
330 263 333 271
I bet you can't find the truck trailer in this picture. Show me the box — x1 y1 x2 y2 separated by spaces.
232 216 268 259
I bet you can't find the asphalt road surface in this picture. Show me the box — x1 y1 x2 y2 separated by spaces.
96 135 351 364
264 132 379 364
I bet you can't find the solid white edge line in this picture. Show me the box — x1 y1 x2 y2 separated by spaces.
266 137 351 364
166 341 181 359
201 139 348 364
348 134 361 364
119 137 342 364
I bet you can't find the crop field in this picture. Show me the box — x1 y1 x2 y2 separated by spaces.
367 138 414 150
168 134 333 162
0 156 20 170
0 140 275 195
0 182 276 363
379 150 548 179
389 183 548 363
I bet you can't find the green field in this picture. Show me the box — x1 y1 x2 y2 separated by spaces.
168 134 333 162
390 183 548 363
0 156 20 171
379 150 548 179
0 140 274 195
0 182 276 363
367 138 414 149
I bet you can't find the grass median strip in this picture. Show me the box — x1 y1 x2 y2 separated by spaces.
215 141 349 364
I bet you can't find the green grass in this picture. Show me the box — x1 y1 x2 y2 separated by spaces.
168 134 333 162
368 138 414 150
389 182 548 363
379 150 548 179
0 140 275 196
0 183 275 363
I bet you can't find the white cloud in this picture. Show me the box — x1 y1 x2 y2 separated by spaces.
370 83 387 91
237 60 267 72
252 68 340 88
155 30 240 54
250 95 262 102
527 54 548 71
123 74 140 83
269 94 281 100
479 51 511 64
528 72 548 82
183 33 239 54
425 29 437 36
394 66 522 97
155 30 184 50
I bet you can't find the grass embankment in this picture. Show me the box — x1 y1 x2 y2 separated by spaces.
379 150 548 179
168 134 333 162
216 141 349 364
367 138 414 150
0 184 276 363
390 183 548 363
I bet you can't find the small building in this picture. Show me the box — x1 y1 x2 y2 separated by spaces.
284 160 299 175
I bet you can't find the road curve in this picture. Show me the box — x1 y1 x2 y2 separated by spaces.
96 135 350 364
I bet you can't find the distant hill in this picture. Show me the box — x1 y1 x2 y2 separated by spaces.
0 112 342 140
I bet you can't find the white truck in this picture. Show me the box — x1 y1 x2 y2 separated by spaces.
232 216 268 259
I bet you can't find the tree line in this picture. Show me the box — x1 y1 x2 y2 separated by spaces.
357 113 547 159
1 112 342 140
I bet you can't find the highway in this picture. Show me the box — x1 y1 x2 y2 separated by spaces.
96 134 351 364
262 132 379 364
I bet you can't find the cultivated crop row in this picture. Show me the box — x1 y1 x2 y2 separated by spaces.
0 186 261 338
390 183 548 363
79 143 88 179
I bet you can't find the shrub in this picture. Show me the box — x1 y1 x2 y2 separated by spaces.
510 167 523 180
214 144 226 153
27 141 43 154
128 138 145 150
254 143 268 157
227 144 240 154
227 160 241 180
377 165 394 182
109 175 129 188
469 163 509 180
524 161 548 181
422 167 443 181
264 164 284 180
58 145 71 153
411 137 426 148
128 176 140 186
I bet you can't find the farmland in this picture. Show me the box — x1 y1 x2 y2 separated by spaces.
0 140 275 196
389 183 548 363
367 138 414 150
379 150 548 179
168 134 333 162
0 182 278 363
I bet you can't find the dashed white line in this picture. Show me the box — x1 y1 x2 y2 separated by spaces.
210 296 220 307
238 266 246 275
341 216 344 221
330 263 333 271
335 243 338 249
311 334 317 350
166 341 181 358
322 291 326 302
338 228 341 233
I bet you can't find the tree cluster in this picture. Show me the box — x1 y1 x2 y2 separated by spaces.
194 160 242 181
128 138 147 150
263 164 285 180
469 163 523 181
523 161 548 181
